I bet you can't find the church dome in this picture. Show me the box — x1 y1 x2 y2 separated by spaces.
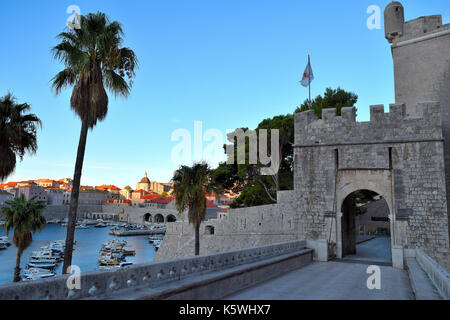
139 172 150 184
140 177 150 184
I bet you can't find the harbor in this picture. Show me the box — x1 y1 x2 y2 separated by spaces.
0 223 162 285
109 226 166 237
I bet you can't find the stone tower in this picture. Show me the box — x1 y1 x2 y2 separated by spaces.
385 1 450 236
384 1 404 43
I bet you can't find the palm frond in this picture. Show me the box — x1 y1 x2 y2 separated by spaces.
0 94 41 180
51 68 78 94
103 69 130 97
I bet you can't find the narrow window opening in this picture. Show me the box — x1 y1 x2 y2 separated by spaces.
334 149 339 170
388 147 393 169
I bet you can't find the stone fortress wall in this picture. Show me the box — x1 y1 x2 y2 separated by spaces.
156 3 450 266
293 103 449 257
156 103 450 262
386 1 450 239
41 205 103 220
155 191 302 261
101 204 179 224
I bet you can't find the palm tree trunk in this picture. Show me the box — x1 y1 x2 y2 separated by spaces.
63 119 89 274
194 224 200 256
14 248 22 282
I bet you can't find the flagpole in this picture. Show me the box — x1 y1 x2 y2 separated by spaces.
308 54 311 107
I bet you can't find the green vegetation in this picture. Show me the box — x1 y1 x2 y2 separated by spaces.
172 163 214 255
214 87 358 208
1 195 46 282
295 87 358 118
0 94 42 181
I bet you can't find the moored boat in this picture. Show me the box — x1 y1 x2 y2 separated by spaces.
94 222 107 228
122 247 136 256
27 260 56 269
0 236 11 247
98 255 120 266
30 249 62 262
97 261 134 271
22 268 55 280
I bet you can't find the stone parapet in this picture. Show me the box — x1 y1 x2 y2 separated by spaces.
0 240 306 300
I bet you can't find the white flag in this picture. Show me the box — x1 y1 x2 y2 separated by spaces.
300 61 314 87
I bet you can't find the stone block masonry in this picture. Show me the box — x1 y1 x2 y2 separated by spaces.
157 102 449 264
156 2 450 267
41 205 103 220
293 103 449 258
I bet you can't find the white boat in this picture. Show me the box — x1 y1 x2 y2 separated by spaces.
51 240 67 246
94 222 107 228
0 236 11 246
27 260 56 269
148 235 164 243
30 249 62 262
22 268 55 280
153 239 162 250
40 245 64 257
75 224 89 229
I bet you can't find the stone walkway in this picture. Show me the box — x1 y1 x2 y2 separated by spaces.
226 261 414 300
226 238 415 300
343 237 392 264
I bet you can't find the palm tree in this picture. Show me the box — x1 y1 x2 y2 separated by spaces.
1 195 46 282
172 163 212 256
50 12 137 273
0 93 42 181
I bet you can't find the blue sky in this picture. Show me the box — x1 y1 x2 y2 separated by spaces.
1 0 449 188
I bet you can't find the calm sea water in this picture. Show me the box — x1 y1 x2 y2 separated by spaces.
0 224 156 285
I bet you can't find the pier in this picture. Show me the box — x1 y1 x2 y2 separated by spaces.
109 229 165 237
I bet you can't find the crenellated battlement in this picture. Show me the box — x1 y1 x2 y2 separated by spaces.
400 15 450 43
294 101 442 146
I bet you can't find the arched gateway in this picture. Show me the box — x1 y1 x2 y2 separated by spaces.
335 170 394 261
293 102 449 268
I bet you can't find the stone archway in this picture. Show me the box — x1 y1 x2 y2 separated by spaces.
144 213 152 223
335 169 395 261
340 190 391 261
166 214 177 223
154 214 164 223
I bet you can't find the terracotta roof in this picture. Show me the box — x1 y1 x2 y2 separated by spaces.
149 197 174 204
206 191 217 198
35 179 57 183
206 199 218 209
141 194 164 200
0 182 18 189
96 185 121 191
